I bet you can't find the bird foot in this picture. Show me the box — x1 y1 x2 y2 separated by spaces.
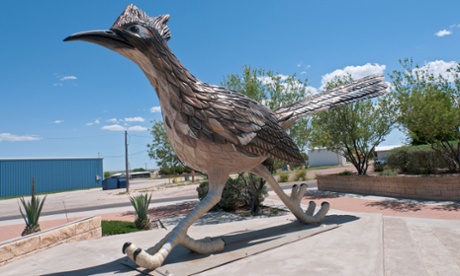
289 183 329 223
122 232 225 270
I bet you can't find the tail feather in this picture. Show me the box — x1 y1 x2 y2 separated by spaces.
275 74 388 129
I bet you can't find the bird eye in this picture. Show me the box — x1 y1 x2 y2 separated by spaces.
126 24 152 37
129 25 139 33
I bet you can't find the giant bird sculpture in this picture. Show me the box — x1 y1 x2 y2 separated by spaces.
65 5 387 270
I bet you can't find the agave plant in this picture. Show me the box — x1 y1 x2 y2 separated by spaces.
19 178 47 236
130 193 152 230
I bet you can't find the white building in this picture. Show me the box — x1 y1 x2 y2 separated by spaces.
308 148 346 167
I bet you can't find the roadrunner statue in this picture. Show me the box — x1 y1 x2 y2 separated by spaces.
65 5 387 270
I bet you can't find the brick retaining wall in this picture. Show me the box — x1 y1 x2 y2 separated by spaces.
0 216 101 266
317 175 460 201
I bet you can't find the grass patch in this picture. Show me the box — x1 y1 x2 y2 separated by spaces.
379 171 398 176
101 220 143 236
337 170 354 176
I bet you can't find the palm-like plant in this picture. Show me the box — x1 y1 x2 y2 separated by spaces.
130 193 152 230
19 178 47 236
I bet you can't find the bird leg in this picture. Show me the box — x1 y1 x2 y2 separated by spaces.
123 181 225 270
250 164 329 223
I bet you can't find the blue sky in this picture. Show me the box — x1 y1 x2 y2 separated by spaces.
1 1 460 171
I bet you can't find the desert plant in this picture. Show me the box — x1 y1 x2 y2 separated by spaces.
279 172 289 182
19 178 47 236
294 168 307 181
130 193 152 230
197 176 267 213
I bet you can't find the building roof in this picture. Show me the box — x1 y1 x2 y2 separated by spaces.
375 145 403 152
0 157 103 161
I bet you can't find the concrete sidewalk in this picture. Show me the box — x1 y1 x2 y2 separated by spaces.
1 207 459 275
1 177 460 275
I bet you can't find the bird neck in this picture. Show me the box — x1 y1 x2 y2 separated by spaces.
135 41 200 106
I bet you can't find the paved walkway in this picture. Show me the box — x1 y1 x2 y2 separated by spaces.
2 177 459 243
1 168 459 275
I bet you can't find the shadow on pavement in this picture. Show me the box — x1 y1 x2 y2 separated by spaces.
42 258 135 276
432 202 460 212
43 214 359 275
365 200 422 212
160 214 359 266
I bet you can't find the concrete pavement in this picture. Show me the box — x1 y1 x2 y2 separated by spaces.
1 176 460 275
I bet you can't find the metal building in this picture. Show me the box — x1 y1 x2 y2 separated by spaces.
0 158 103 198
308 148 346 167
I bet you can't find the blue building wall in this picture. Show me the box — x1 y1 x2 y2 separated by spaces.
0 158 103 198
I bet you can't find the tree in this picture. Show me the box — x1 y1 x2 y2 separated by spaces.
309 76 396 175
390 59 460 172
147 120 189 174
222 65 312 152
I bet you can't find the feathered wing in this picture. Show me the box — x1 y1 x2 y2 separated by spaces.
275 74 388 129
177 84 305 165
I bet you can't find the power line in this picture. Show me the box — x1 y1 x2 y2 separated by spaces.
43 133 119 140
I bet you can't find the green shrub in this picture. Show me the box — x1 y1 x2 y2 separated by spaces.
373 163 385 172
130 193 152 230
387 145 449 174
379 171 398 176
104 171 111 178
197 176 267 212
294 168 307 181
279 172 289 182
337 170 353 176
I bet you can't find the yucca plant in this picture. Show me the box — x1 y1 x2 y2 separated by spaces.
19 178 47 236
130 193 152 230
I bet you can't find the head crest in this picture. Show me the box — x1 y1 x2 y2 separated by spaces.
112 4 171 41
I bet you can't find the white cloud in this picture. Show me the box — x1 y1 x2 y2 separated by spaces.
53 120 64 124
150 106 161 113
53 74 77 87
0 133 41 142
128 125 148 132
414 60 458 82
435 23 460 37
85 119 100 126
435 29 452 37
320 63 386 90
101 124 125 131
124 117 145 122
305 85 319 94
60 75 77 81
257 74 307 95
107 118 119 123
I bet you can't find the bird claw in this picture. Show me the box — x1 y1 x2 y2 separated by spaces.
289 183 329 224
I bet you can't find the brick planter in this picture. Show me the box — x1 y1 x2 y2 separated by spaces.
317 175 460 201
0 216 101 266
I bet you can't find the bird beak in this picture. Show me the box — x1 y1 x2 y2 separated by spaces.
63 30 133 50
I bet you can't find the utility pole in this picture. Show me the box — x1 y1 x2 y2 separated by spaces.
125 130 130 192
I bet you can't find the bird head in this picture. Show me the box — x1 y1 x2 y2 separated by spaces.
64 4 171 62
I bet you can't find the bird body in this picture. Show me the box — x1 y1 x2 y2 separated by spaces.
65 4 388 270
